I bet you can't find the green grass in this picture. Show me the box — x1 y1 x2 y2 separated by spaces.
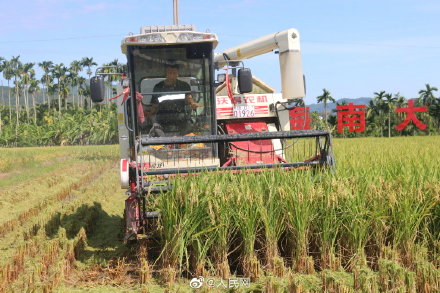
0 145 118 188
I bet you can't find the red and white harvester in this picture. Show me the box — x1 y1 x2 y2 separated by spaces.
90 25 335 241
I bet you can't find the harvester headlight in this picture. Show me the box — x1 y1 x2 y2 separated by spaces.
177 33 214 42
125 34 166 44
138 34 166 43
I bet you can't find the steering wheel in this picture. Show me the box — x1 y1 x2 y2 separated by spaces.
184 103 199 125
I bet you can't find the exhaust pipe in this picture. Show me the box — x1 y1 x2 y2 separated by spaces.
173 0 179 25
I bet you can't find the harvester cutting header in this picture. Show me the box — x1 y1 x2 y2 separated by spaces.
90 24 335 241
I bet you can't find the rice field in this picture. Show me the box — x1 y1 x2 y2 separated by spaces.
0 137 439 292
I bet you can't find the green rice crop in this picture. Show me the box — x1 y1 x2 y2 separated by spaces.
151 136 440 290
1 137 439 291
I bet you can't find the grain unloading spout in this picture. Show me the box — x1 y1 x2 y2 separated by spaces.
214 28 305 99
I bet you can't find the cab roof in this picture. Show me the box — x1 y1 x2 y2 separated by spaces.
121 24 218 54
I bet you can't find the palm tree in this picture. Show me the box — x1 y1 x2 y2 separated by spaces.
366 99 380 118
77 76 87 109
69 60 83 108
70 60 83 75
418 83 438 107
20 62 35 121
102 59 122 106
80 57 97 109
366 99 382 136
38 61 54 109
64 71 76 110
383 93 398 137
395 94 406 108
52 63 68 115
28 78 40 123
59 84 70 111
394 95 407 135
10 56 23 126
0 57 4 104
82 84 90 109
2 59 14 120
371 91 388 136
373 91 386 102
47 83 58 112
428 98 440 130
81 57 97 78
0 57 4 133
68 73 79 109
316 88 336 126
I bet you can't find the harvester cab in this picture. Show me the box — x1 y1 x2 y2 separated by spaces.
90 25 335 241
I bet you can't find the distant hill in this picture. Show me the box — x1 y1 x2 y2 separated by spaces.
0 86 13 104
0 85 48 105
307 97 372 112
0 88 44 105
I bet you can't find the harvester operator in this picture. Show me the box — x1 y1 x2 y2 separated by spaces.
144 64 201 120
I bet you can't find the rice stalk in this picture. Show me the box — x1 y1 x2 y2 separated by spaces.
208 173 235 279
378 259 416 293
230 174 261 281
338 178 372 270
388 186 437 266
283 171 316 273
256 170 286 275
156 174 211 280
314 178 343 271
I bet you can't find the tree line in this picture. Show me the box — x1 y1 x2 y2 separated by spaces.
0 55 438 146
316 85 440 137
0 56 121 146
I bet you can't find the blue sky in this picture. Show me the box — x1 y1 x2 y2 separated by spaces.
1 0 439 105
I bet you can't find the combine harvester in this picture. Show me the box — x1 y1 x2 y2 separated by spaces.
90 24 335 241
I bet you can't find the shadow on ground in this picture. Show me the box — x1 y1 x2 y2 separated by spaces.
45 202 130 265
